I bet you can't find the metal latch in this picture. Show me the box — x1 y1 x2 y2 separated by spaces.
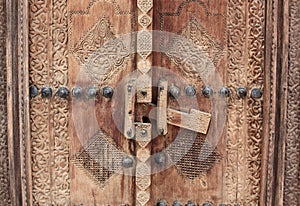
124 79 211 139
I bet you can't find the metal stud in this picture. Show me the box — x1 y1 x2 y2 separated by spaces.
41 87 52 98
56 87 69 99
203 203 212 206
159 128 164 135
127 85 132 92
122 156 134 168
202 85 213 98
30 85 38 98
86 86 98 98
102 86 114 98
169 85 181 98
154 152 167 165
251 88 262 99
72 86 83 98
185 201 196 206
156 200 167 206
141 129 147 136
173 201 182 206
126 128 134 139
237 87 247 99
219 87 230 97
185 85 196 96
141 89 147 96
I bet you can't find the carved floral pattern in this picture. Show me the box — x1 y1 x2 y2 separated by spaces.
29 0 70 204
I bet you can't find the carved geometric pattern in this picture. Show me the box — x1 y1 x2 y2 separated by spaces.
72 17 115 64
0 0 10 203
165 35 215 83
167 130 221 180
136 191 151 206
82 37 131 84
137 0 153 13
178 17 223 65
72 130 125 188
137 31 152 60
137 59 151 74
136 1 152 203
138 14 152 28
284 0 300 204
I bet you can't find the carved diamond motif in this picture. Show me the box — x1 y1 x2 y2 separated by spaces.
137 0 153 13
137 191 150 206
138 14 152 28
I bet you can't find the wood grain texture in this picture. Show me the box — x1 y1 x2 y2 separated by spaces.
68 0 137 205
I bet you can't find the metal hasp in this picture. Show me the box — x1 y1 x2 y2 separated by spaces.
157 79 168 135
167 108 211 134
124 81 136 139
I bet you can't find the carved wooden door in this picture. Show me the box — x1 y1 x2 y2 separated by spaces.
28 0 266 205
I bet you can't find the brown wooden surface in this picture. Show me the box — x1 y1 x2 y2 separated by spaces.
0 0 299 205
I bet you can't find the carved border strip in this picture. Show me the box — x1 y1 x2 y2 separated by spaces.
29 0 70 204
29 0 52 204
0 0 10 204
50 0 70 204
284 0 300 204
246 0 265 204
226 0 248 204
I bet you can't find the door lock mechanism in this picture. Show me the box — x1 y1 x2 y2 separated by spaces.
124 79 212 139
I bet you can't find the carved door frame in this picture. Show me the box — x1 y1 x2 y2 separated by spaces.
1 0 299 205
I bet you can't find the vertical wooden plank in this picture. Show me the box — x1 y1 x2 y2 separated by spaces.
0 0 10 204
7 0 31 205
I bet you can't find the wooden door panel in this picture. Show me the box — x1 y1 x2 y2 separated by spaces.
27 0 265 205
69 0 137 205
